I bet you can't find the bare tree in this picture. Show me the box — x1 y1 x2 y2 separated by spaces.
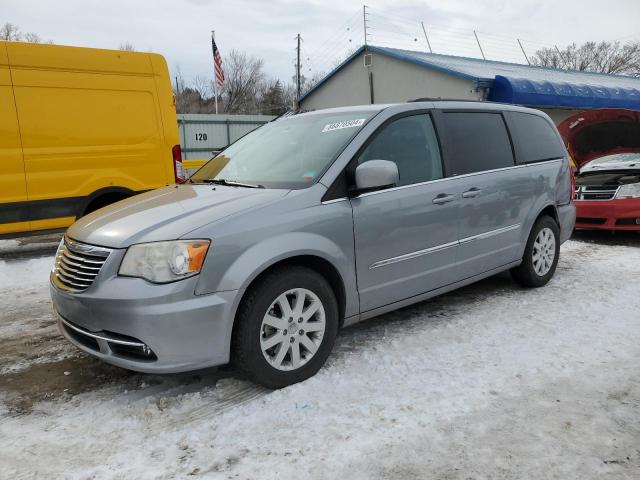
174 66 201 114
1 22 51 43
532 41 640 77
0 23 22 41
258 79 287 115
219 50 265 113
192 75 211 100
23 32 42 43
282 82 296 111
300 70 327 96
119 43 136 52
173 52 294 115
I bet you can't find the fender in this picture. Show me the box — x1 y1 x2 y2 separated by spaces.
516 199 558 260
198 231 359 318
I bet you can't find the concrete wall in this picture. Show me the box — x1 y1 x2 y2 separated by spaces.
370 53 481 103
300 50 480 110
300 52 371 110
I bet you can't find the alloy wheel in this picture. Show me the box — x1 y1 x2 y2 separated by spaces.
259 288 326 371
532 227 556 276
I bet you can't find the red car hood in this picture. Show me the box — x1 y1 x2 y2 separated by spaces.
557 109 640 169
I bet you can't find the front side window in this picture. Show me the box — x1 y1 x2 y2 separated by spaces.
189 110 376 189
441 112 514 175
357 114 443 186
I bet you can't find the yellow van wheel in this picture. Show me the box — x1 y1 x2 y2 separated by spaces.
82 189 134 216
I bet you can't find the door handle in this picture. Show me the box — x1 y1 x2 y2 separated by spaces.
462 188 482 198
432 193 456 205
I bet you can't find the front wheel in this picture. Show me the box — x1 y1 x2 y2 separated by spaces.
232 266 339 389
511 215 560 288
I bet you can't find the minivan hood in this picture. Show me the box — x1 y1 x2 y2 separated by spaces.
67 184 289 248
557 109 640 169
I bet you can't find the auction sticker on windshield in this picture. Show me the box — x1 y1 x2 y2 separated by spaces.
322 118 366 133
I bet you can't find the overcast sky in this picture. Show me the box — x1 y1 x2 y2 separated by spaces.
4 0 640 88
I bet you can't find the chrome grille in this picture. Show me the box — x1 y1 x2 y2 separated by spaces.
52 237 112 292
575 185 619 201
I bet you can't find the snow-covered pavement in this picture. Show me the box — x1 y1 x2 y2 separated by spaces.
1 233 639 479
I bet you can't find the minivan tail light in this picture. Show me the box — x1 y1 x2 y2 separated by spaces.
569 163 576 201
172 144 185 184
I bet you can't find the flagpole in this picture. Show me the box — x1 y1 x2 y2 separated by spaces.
212 30 218 114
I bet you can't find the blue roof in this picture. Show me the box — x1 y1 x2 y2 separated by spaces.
301 45 640 110
488 75 640 109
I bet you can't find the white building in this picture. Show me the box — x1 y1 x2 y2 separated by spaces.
300 46 640 125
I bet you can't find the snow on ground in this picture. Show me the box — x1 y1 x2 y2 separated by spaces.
1 234 639 479
0 238 76 375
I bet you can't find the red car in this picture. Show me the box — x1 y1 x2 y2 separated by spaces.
558 109 640 231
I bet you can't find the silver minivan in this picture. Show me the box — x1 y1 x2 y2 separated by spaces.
50 101 576 388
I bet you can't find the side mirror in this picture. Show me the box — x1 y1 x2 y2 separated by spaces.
353 160 399 194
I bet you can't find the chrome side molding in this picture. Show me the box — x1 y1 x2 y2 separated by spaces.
370 224 521 269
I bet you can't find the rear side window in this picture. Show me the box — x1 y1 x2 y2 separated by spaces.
506 112 566 164
440 112 514 176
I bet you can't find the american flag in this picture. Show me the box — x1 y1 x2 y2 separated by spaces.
211 36 224 89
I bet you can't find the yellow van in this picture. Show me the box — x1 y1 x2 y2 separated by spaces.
0 41 182 238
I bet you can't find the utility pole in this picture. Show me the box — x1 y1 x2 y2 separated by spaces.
362 5 374 104
295 33 301 110
363 5 369 47
421 22 433 54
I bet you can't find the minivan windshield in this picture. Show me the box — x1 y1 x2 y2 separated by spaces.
189 110 376 189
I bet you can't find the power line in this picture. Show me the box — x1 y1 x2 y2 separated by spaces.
305 9 362 60
303 4 636 93
305 17 361 67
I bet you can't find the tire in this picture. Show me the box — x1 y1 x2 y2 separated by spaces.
83 193 129 216
511 215 560 288
232 266 339 389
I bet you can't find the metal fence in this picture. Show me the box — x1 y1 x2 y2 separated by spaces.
177 113 275 161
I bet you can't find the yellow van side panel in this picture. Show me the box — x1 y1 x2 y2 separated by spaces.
5 42 155 75
8 42 173 202
13 78 167 200
30 216 76 231
0 220 30 235
0 42 180 237
0 43 28 209
149 54 180 158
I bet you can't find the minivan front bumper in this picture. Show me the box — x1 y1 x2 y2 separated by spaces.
50 272 241 374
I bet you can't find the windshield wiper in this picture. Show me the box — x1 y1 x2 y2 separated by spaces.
199 178 264 189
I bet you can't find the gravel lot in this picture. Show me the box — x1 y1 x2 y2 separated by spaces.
1 232 639 479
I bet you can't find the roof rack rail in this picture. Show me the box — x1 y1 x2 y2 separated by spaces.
408 97 487 103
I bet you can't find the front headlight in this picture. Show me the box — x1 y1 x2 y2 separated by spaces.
615 183 640 199
52 237 64 272
119 240 210 283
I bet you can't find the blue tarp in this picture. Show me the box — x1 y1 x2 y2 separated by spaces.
488 75 640 110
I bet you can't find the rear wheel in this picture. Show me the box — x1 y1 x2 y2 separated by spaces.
511 215 560 288
232 266 339 389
